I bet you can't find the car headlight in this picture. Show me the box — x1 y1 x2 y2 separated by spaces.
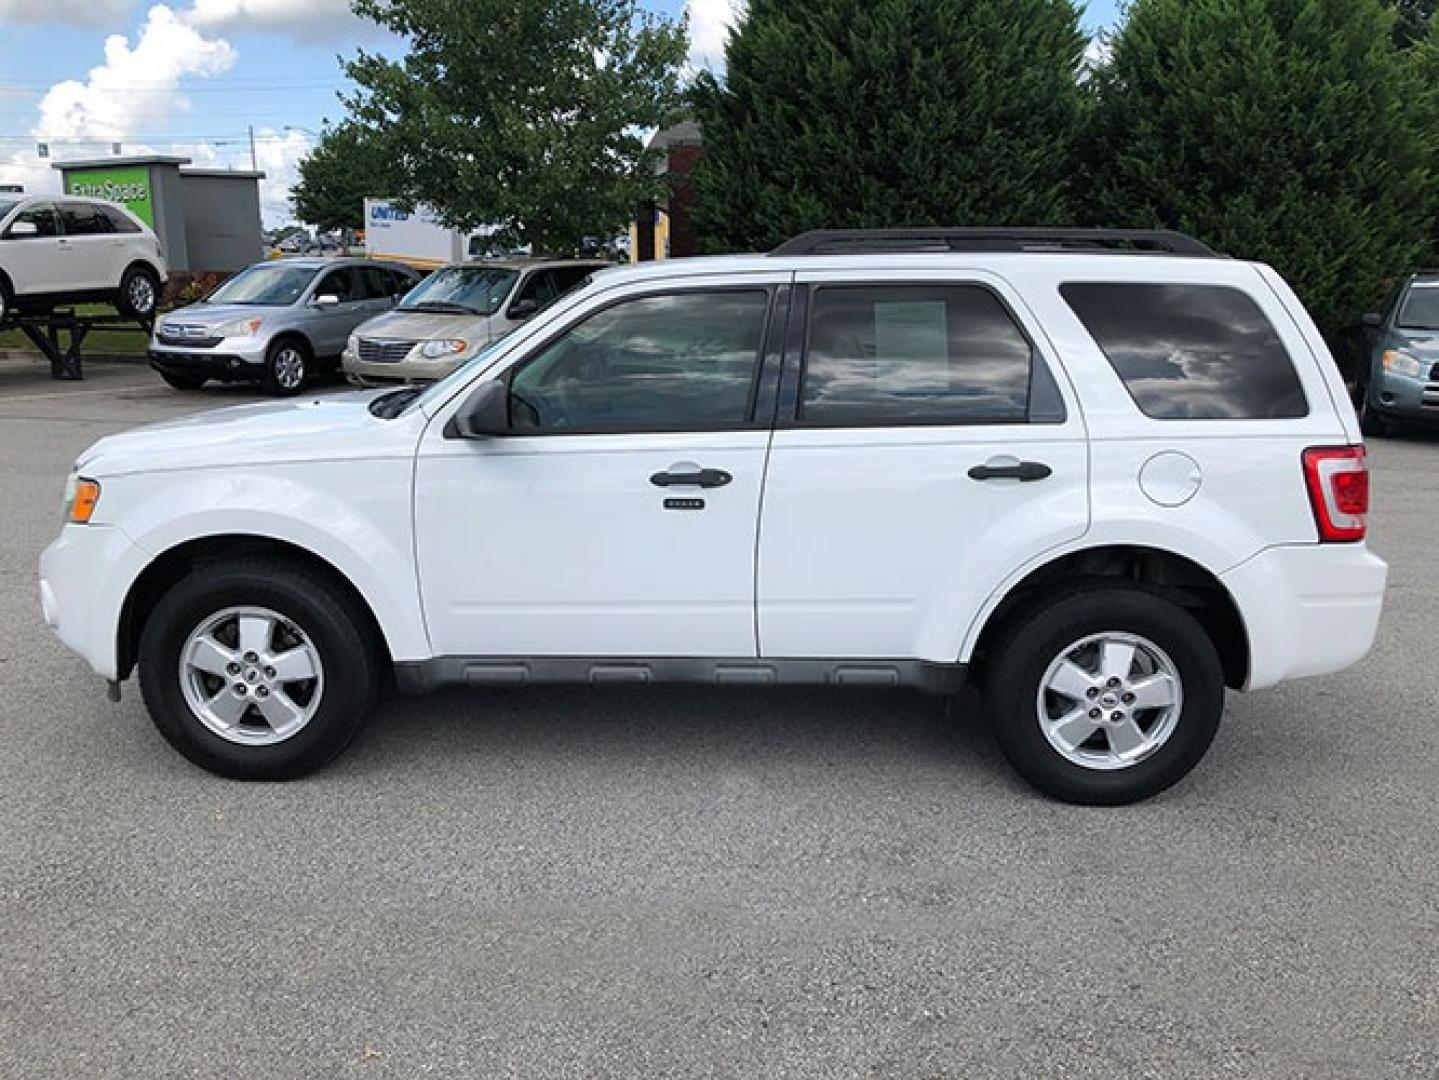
212 317 264 339
1382 350 1425 378
346 334 360 356
63 473 101 524
419 339 469 359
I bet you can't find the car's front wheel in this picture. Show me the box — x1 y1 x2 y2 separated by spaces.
138 560 379 780
116 265 160 320
983 586 1225 805
1356 382 1393 438
262 339 311 396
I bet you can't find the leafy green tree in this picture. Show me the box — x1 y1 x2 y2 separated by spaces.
690 0 1090 253
344 0 688 253
1386 0 1435 47
1080 0 1437 352
291 123 396 233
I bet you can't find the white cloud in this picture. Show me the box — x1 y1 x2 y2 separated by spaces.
37 5 236 140
252 127 311 226
0 0 130 26
686 0 742 73
185 0 370 43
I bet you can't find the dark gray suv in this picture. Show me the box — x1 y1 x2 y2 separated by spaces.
1357 271 1439 436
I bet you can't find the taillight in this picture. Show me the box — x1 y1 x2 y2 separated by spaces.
1302 446 1369 543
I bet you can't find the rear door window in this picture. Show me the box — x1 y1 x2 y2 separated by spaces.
799 283 1063 425
60 203 110 235
1061 282 1308 420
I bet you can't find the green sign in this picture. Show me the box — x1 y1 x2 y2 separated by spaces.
64 166 154 227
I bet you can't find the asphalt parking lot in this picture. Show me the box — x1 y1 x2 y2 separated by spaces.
1 358 1436 1078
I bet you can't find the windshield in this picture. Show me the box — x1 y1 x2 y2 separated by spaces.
208 264 320 306
1398 284 1439 330
398 266 519 317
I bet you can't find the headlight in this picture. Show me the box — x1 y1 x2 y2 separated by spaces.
63 474 101 524
419 339 469 359
1382 350 1425 378
346 334 360 356
212 317 264 339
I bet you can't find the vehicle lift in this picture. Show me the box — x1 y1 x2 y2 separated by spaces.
0 308 153 381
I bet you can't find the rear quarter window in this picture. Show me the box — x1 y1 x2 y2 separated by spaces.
1061 282 1308 420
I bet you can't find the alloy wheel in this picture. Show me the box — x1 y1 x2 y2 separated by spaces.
1036 632 1184 771
178 606 325 746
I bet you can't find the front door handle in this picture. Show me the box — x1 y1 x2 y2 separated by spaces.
968 460 1053 483
650 466 733 489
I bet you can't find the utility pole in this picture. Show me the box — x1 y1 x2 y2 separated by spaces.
248 125 258 172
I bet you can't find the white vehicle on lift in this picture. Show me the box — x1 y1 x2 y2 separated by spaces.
0 194 167 322
39 229 1386 805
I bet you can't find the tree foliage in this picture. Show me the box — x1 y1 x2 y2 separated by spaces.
1080 0 1438 350
344 0 688 253
1385 0 1435 47
291 123 396 233
689 0 1089 253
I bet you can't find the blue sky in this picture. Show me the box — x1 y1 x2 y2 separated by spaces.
0 0 1123 224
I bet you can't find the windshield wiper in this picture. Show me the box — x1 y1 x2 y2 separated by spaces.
398 301 479 315
369 386 425 419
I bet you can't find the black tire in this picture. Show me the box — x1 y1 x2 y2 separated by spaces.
982 586 1225 805
1357 385 1392 438
160 371 207 391
262 338 311 396
0 274 12 323
116 265 160 319
138 559 379 780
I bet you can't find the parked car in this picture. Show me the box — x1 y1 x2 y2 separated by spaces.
0 194 167 322
148 257 421 395
1355 270 1439 435
41 229 1386 804
343 258 606 386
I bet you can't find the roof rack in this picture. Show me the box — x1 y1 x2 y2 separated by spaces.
770 228 1218 258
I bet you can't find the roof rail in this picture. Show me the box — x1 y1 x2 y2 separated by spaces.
770 228 1218 258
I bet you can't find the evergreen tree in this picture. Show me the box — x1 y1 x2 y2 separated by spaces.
690 0 1089 253
1081 0 1437 351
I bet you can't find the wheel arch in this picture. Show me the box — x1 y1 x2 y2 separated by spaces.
967 544 1250 691
118 534 393 682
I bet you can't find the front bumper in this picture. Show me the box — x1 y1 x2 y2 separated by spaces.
1222 543 1388 691
148 336 269 382
40 523 152 682
1369 369 1439 422
342 350 468 387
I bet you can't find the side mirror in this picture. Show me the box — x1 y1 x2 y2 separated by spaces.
312 293 340 308
1361 313 1383 330
7 220 38 238
508 297 539 319
445 379 510 439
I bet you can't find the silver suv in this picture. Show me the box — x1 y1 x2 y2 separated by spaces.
148 257 420 395
343 258 605 386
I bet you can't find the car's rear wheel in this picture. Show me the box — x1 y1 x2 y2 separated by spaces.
983 586 1225 805
138 560 379 780
0 274 12 323
262 339 310 396
116 265 160 320
160 371 207 390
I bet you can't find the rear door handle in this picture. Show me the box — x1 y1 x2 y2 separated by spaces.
650 466 733 489
968 460 1053 483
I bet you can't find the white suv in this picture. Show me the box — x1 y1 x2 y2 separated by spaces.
0 195 167 322
38 229 1387 804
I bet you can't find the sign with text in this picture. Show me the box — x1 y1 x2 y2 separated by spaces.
64 166 154 227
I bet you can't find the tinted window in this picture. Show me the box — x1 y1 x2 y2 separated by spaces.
1062 283 1308 420
513 270 559 312
98 204 141 234
552 265 596 295
8 203 59 238
360 265 398 300
801 285 1044 424
60 202 110 235
316 267 367 303
508 291 770 433
1397 284 1439 330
